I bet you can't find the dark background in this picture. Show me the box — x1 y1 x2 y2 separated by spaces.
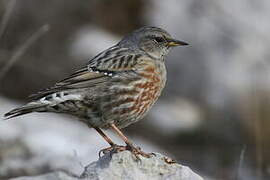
0 0 269 179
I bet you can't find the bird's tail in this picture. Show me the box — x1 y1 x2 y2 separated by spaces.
4 102 47 119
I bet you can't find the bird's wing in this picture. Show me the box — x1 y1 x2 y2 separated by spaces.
30 47 141 100
88 46 142 72
29 66 109 99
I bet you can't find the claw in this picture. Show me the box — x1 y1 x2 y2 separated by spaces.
99 144 126 157
126 144 153 160
99 146 111 157
99 144 154 161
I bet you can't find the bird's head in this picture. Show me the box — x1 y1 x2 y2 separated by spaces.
118 26 188 59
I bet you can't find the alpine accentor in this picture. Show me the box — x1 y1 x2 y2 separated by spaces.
5 26 188 158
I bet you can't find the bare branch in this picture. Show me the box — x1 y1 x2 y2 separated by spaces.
236 145 246 180
0 24 50 80
0 0 17 41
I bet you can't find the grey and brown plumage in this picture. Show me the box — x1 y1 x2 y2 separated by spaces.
4 26 188 158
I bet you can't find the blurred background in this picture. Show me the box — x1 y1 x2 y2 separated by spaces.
0 0 269 179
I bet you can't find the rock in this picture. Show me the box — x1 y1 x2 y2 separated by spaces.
11 151 203 180
81 151 203 180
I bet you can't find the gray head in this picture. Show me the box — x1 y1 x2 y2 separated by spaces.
118 26 188 59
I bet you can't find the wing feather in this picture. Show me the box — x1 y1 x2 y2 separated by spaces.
30 47 141 100
30 67 109 100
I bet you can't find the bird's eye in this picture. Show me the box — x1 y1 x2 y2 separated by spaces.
154 37 165 43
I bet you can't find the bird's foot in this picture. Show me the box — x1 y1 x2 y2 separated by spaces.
126 144 155 160
99 144 126 157
99 144 155 160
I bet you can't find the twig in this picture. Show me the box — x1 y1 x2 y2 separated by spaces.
0 24 50 80
0 0 17 41
236 145 247 180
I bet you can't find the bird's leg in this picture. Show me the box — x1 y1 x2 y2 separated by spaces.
94 127 114 146
109 123 153 159
94 127 125 157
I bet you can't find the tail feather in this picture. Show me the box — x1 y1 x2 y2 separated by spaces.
4 103 47 119
4 91 83 119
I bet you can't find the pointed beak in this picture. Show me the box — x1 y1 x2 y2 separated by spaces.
167 39 189 47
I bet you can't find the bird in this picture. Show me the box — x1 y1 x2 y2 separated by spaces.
4 26 188 158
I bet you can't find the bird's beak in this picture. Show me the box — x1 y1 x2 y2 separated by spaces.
167 39 189 47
